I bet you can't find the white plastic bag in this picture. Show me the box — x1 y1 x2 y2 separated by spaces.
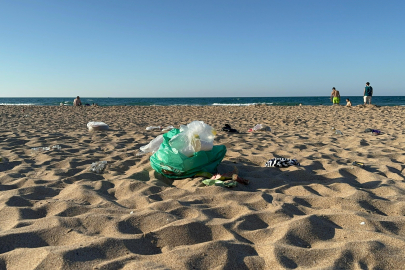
87 122 109 131
169 121 216 157
146 126 162 131
162 125 174 131
137 134 164 156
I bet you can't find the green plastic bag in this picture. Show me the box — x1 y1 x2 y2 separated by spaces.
150 129 226 179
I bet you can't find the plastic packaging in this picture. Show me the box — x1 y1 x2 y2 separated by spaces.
335 130 343 135
150 128 226 179
31 147 51 152
137 134 164 156
372 129 381 135
31 145 61 152
87 122 109 131
162 126 175 131
248 124 271 132
146 126 174 131
146 126 162 131
352 161 364 168
169 121 216 157
90 161 107 173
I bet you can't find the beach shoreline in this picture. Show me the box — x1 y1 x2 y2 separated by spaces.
2 96 405 107
1 105 405 269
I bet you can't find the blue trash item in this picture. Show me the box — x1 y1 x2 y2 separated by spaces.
150 129 227 179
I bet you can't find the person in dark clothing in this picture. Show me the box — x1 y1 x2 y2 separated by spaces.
363 82 373 105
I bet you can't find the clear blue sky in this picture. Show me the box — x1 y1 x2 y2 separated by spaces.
1 0 404 97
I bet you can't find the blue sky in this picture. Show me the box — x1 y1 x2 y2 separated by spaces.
1 0 404 97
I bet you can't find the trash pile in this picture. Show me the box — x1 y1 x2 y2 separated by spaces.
150 121 227 179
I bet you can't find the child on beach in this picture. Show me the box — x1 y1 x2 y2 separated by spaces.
346 99 352 107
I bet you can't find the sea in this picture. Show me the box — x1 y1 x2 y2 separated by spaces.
0 97 404 107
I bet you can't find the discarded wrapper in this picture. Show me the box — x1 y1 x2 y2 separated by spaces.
87 122 109 131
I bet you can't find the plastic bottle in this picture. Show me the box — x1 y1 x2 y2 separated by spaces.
248 124 271 132
335 130 343 135
253 124 263 131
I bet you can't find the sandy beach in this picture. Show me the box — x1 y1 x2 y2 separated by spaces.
1 104 405 269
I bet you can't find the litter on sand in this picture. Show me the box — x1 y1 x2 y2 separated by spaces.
137 134 164 156
202 179 237 188
364 128 381 135
248 124 271 132
87 122 109 131
265 158 300 167
89 161 107 173
221 124 239 133
352 161 365 168
150 121 226 179
146 125 174 131
31 145 62 153
197 166 249 187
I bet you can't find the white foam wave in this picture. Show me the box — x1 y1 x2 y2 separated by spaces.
212 103 273 106
0 103 35 106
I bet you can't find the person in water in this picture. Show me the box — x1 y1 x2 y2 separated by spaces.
331 87 340 105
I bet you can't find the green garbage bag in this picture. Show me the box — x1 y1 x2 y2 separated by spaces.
150 129 226 179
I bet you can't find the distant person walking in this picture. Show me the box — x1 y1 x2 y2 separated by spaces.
73 96 82 106
331 87 340 105
363 82 373 105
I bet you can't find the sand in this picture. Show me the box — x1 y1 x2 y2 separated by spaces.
1 104 405 269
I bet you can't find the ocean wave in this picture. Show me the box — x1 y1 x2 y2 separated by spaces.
212 103 273 106
0 103 35 106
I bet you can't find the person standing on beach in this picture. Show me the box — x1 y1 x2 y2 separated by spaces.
331 87 340 105
363 82 373 105
73 96 82 106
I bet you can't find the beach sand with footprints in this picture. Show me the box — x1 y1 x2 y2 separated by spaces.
1 104 405 269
